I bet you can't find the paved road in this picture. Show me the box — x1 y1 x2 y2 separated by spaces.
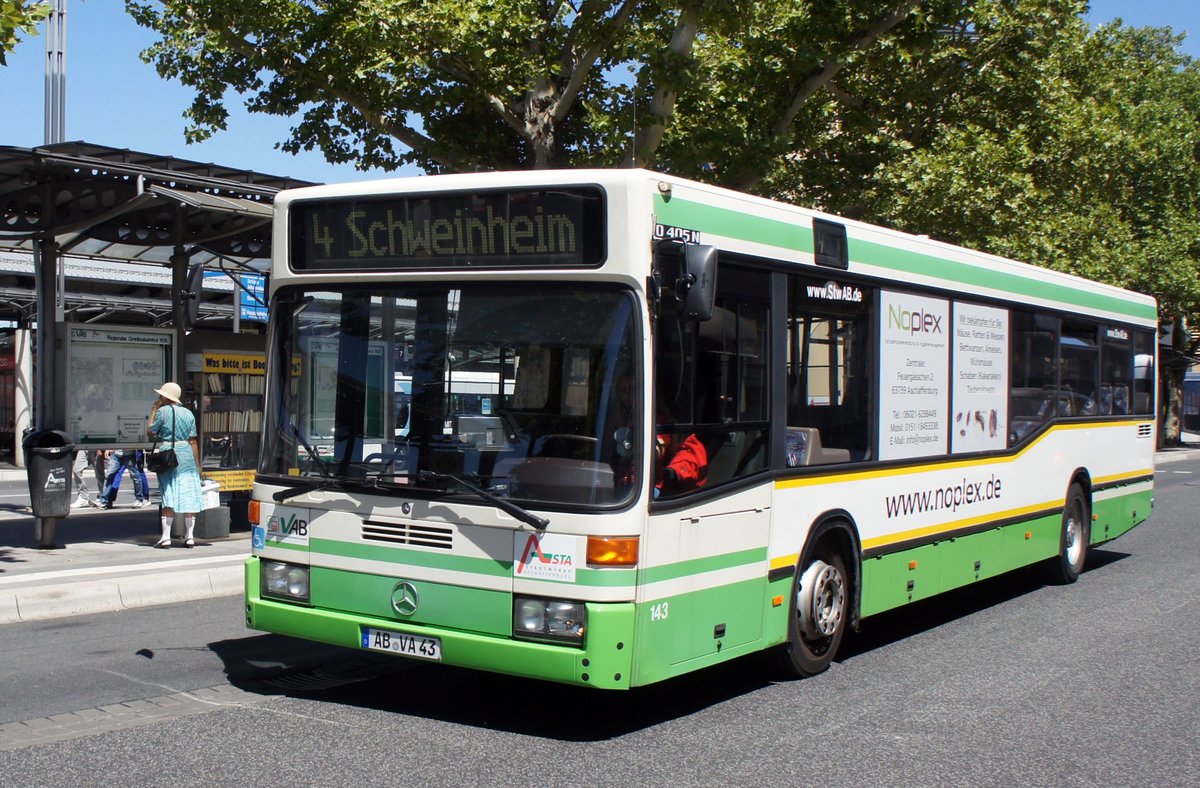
1 460 1199 785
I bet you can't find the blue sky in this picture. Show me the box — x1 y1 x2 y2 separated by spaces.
1 2 1197 186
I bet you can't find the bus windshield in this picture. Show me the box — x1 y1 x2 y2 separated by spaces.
260 283 641 508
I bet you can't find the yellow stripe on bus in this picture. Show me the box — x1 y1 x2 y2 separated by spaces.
768 421 1153 563
775 421 1152 490
859 500 1056 551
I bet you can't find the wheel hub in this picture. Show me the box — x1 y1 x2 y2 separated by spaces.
797 559 845 640
1065 511 1082 564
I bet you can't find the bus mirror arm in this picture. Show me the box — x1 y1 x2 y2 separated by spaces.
417 470 549 530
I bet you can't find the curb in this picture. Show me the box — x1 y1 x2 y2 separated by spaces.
1154 449 1200 465
0 564 244 625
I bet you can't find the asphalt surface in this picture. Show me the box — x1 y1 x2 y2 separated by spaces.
1 442 1198 626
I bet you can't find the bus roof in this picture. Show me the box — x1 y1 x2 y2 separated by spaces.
273 169 1157 327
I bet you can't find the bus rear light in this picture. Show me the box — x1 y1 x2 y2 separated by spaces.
587 536 638 566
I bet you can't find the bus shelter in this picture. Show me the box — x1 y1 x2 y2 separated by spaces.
0 141 312 546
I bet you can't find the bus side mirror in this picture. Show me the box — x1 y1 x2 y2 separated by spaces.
680 244 717 321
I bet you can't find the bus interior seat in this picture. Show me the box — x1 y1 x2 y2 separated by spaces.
785 427 850 467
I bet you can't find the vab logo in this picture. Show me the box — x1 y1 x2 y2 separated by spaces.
267 512 308 537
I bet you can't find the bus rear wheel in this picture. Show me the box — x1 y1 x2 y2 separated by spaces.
1046 483 1089 584
774 544 848 678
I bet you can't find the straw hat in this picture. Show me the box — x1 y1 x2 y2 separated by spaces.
154 381 182 403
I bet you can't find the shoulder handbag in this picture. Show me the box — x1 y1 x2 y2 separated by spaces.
147 405 180 473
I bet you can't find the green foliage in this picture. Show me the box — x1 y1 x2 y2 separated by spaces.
0 0 49 67
126 1 943 175
126 0 1200 333
863 17 1200 321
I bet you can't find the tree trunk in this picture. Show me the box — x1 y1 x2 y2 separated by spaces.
1161 361 1184 448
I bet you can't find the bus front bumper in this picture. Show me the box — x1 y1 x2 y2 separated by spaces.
244 558 635 690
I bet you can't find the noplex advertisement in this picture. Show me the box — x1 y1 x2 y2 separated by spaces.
66 324 174 448
879 291 949 461
951 303 1008 454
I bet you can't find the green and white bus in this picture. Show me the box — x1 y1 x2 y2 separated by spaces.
246 169 1156 688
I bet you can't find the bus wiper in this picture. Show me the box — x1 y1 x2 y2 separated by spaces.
417 470 548 530
272 478 351 502
278 420 331 478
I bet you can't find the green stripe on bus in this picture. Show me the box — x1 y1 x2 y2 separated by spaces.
639 546 767 585
310 538 511 577
655 195 812 252
311 566 511 635
653 195 1154 321
854 238 1156 320
308 538 637 588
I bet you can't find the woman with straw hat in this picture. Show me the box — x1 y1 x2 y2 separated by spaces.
146 381 203 548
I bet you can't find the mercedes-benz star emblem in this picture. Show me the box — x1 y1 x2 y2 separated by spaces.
390 581 419 616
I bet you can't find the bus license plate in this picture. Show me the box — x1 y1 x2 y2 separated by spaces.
362 627 442 661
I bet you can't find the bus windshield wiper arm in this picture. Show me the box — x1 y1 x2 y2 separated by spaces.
273 478 349 502
278 420 331 478
417 470 548 530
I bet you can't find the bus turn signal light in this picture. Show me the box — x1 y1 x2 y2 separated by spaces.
248 499 261 526
587 536 638 566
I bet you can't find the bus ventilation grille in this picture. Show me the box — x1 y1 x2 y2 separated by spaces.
1137 424 1153 438
361 519 454 550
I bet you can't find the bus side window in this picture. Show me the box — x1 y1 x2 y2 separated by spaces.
1009 312 1058 446
786 275 872 463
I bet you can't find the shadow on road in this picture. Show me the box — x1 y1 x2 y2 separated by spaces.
210 548 1130 741
839 547 1130 660
0 507 163 553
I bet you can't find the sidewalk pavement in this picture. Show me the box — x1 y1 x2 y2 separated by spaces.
2 440 1199 627
0 470 250 625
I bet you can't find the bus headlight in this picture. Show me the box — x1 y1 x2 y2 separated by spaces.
261 560 310 604
513 596 585 644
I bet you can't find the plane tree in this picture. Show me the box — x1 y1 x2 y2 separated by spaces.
127 0 972 175
1 0 49 66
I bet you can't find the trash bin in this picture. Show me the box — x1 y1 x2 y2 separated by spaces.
23 429 76 518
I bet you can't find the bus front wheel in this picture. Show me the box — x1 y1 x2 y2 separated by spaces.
1046 483 1089 584
774 544 848 678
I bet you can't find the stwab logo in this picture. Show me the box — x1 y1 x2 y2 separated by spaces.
514 533 577 582
888 304 943 336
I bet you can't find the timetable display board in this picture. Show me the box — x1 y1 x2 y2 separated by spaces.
66 324 174 448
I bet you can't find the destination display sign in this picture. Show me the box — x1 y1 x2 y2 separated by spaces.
290 187 606 270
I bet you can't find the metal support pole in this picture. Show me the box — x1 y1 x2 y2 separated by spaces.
33 238 66 549
171 246 189 387
43 0 67 145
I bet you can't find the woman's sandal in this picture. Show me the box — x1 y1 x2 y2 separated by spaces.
153 539 171 549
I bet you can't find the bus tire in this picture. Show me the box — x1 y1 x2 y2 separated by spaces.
1046 483 1089 584
773 541 849 678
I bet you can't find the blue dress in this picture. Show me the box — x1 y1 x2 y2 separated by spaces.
150 403 204 513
